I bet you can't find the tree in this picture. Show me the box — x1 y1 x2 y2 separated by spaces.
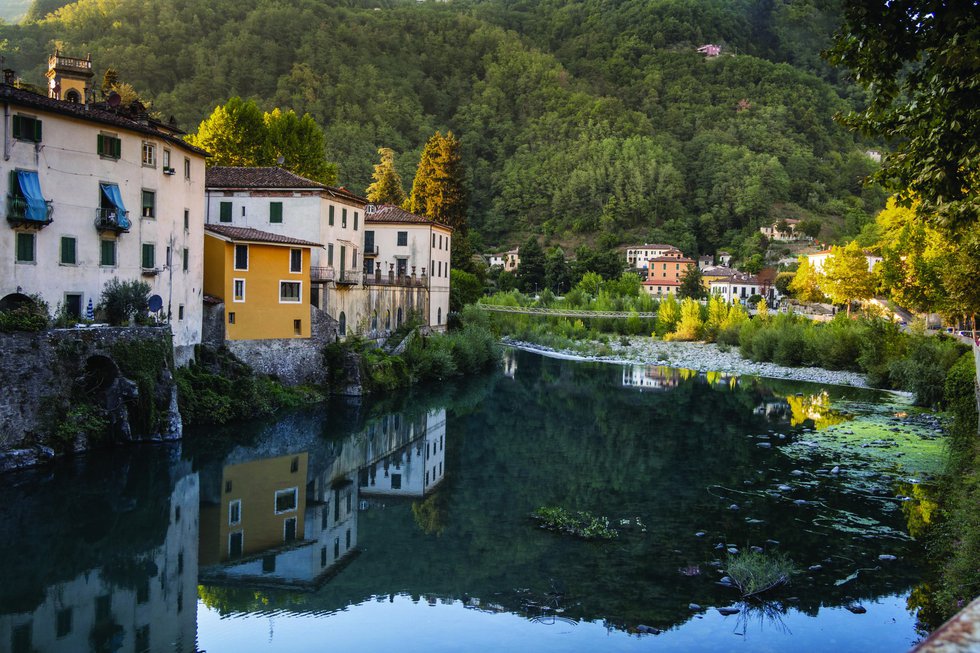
656 294 680 335
677 265 706 300
775 272 795 297
544 246 573 294
450 269 483 313
788 256 825 304
408 131 467 233
101 67 119 97
365 147 407 206
186 97 272 167
264 109 337 185
798 219 822 240
721 298 749 331
670 298 704 341
705 294 729 340
822 242 875 315
827 2 980 233
516 237 545 293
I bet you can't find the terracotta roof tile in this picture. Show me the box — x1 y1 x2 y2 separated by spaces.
205 167 368 204
365 204 453 231
204 224 322 248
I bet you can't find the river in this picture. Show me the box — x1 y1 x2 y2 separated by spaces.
0 348 944 652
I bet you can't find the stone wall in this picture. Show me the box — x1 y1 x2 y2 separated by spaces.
224 337 327 386
0 326 182 472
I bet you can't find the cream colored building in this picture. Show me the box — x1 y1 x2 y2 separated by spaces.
365 205 452 331
625 243 682 269
807 249 882 274
1 56 207 364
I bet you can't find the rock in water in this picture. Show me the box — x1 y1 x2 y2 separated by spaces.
717 607 740 616
878 554 897 561
846 603 867 614
689 603 701 611
636 625 661 635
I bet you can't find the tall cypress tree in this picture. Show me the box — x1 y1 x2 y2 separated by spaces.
366 147 407 205
408 131 467 233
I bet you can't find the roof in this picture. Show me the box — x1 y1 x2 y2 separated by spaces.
708 273 759 285
0 83 208 157
203 294 223 305
205 167 367 204
624 243 677 250
645 256 695 264
642 279 680 286
365 204 453 231
204 224 322 248
702 265 737 277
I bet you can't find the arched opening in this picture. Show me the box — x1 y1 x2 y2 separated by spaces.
339 311 347 337
396 307 403 327
371 311 378 332
437 307 442 325
82 355 119 396
385 310 391 331
65 89 81 103
0 292 35 312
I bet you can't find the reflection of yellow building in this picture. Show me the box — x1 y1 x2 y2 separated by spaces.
200 453 308 566
785 392 847 429
203 224 317 340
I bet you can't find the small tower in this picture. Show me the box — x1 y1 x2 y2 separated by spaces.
46 51 93 104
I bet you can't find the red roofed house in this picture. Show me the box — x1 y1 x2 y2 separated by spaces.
640 249 695 296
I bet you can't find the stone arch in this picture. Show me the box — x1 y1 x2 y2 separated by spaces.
339 311 347 337
65 89 81 103
0 292 35 312
82 355 119 396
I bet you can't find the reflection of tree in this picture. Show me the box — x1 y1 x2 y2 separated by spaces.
785 392 848 429
907 582 946 636
897 482 938 540
197 584 307 615
733 600 791 638
412 491 447 536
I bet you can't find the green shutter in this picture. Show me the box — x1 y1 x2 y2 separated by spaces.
327 243 333 265
329 205 334 226
354 211 358 230
101 240 115 266
142 244 154 269
220 202 232 222
34 119 42 142
342 208 347 227
12 115 21 140
61 237 76 265
16 233 34 262
9 170 19 196
270 202 283 223
97 134 104 155
113 137 121 158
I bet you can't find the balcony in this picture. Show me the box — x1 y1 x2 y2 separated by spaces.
6 195 53 229
336 270 360 286
310 266 335 283
363 264 428 288
94 207 130 233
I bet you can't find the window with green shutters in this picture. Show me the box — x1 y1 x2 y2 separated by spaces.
354 211 359 230
342 208 348 228
141 243 155 269
270 202 283 223
219 202 232 223
183 248 189 272
329 205 335 226
100 239 116 266
60 236 77 265
12 115 42 143
97 133 121 159
141 190 155 218
327 243 334 266
15 232 35 262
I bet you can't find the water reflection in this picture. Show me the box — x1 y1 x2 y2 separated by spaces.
0 350 939 652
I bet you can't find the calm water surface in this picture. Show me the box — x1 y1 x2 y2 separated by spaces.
0 349 942 652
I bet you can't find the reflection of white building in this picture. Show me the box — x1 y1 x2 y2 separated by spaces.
621 365 684 390
1 472 199 653
503 349 518 378
360 409 447 497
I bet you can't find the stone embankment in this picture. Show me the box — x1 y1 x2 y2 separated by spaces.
504 337 873 388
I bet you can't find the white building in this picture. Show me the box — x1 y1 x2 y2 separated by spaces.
1 56 208 364
359 409 447 498
204 166 365 309
625 243 681 269
760 218 801 241
488 248 519 272
708 272 780 304
807 249 882 273
365 205 452 331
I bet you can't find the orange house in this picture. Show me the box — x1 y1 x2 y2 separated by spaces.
641 251 696 296
203 224 320 340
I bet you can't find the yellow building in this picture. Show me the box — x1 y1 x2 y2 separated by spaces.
203 224 319 340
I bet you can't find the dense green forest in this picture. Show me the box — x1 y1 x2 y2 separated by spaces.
0 0 884 254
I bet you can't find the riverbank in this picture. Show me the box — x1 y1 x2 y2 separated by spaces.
503 336 876 388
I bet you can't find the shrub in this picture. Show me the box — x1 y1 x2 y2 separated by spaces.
99 278 150 326
725 550 798 597
0 303 48 332
888 335 967 407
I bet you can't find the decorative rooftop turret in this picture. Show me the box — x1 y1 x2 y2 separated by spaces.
46 51 93 104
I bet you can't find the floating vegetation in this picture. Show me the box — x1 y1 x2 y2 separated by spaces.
725 550 799 598
532 507 619 540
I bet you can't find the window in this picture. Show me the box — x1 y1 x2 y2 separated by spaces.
182 247 189 272
12 623 31 653
229 531 243 558
353 211 359 230
290 248 302 273
321 546 327 567
141 190 155 218
56 608 72 638
229 499 241 525
391 473 401 490
397 231 407 246
270 201 283 224
437 307 442 325
15 232 34 263
234 244 248 270
352 250 357 269
65 293 82 319
178 304 184 320
12 114 42 142
346 528 351 549
233 279 245 302
141 243 155 269
280 281 301 303
284 517 297 542
339 311 346 336
275 487 298 513
329 205 335 226
219 201 232 223
141 142 156 167
432 233 436 248
163 149 171 170
327 243 334 266
334 537 340 559
183 209 189 231
365 230 374 252
100 239 116 266
97 133 121 158
342 208 348 228
228 312 236 324
184 157 191 179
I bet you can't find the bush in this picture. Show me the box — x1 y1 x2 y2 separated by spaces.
725 550 798 597
99 278 150 326
0 303 48 332
888 335 967 407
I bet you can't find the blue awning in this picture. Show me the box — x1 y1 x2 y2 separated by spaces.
16 171 49 223
100 183 131 229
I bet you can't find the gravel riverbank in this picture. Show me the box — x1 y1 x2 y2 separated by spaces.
503 336 877 389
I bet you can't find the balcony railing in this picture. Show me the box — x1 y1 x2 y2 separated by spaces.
6 195 53 228
363 267 428 288
310 266 335 283
94 207 130 233
336 270 360 285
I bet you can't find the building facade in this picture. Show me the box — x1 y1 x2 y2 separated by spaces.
625 243 681 269
1 57 208 364
640 250 695 296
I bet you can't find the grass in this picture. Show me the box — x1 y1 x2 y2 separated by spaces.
531 506 619 540
725 550 798 598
